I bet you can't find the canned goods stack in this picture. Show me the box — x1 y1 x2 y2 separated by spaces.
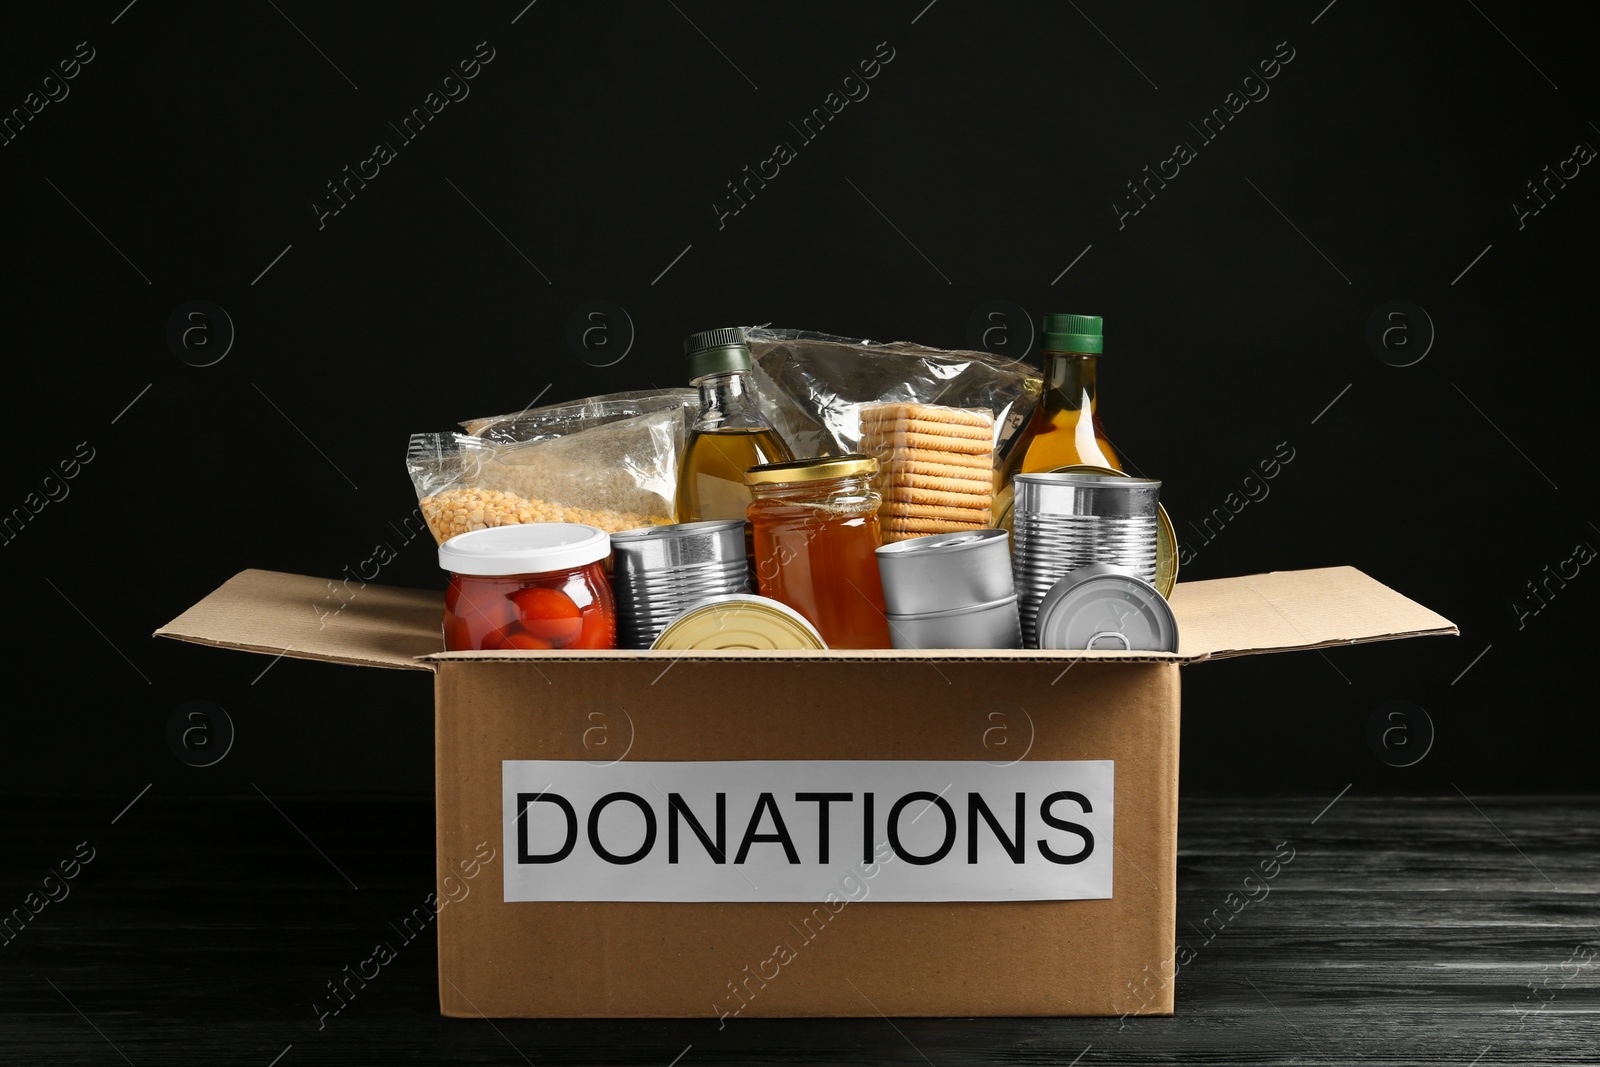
876 529 1020 650
1012 473 1161 648
609 520 750 649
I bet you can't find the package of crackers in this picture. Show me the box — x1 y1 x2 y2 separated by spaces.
743 327 1042 481
859 402 996 542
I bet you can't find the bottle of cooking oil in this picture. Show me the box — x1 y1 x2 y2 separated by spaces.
1020 313 1121 473
674 328 794 526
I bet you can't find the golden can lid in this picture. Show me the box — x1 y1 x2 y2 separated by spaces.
997 463 1180 599
744 453 877 486
650 594 829 651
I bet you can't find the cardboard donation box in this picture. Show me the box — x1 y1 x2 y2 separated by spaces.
158 565 1454 1018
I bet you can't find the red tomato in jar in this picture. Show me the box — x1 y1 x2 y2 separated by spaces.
566 605 616 649
496 628 553 651
482 622 518 649
450 577 516 634
510 587 583 646
442 614 473 651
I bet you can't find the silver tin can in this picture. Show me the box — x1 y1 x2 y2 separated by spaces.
876 528 1014 616
886 594 1022 650
1034 564 1178 652
610 520 749 649
1012 473 1161 648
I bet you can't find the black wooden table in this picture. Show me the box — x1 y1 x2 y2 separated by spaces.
3 793 1595 1065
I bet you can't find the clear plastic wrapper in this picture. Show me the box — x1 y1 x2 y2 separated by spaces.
462 388 696 442
743 327 1042 471
408 397 687 543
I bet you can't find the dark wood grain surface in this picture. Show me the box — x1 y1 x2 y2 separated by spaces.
2 792 1595 1065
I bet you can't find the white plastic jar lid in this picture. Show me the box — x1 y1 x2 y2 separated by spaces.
437 522 610 576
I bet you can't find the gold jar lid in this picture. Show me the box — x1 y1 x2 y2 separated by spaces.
744 453 878 486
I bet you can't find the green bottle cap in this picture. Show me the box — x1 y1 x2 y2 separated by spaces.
1042 313 1104 354
683 328 753 379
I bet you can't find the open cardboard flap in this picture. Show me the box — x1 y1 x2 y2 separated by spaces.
155 565 1455 668
1167 565 1456 660
155 569 441 671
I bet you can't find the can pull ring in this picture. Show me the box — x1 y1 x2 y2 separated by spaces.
1085 631 1131 651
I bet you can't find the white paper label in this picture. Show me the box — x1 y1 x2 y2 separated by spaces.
501 760 1113 902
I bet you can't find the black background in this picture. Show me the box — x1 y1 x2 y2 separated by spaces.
2 0 1594 798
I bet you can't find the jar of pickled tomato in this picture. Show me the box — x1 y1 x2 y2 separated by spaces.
437 523 616 651
745 454 891 649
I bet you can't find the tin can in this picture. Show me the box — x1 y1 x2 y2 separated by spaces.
650 593 828 651
1013 473 1161 649
875 528 1014 616
886 595 1022 650
610 520 748 649
997 463 1178 598
1034 564 1178 652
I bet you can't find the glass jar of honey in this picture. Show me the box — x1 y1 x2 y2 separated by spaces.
745 455 891 649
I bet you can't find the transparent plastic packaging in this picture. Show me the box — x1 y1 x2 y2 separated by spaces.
462 389 696 442
743 327 1042 473
408 393 691 544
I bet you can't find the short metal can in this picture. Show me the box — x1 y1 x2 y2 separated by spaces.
1034 564 1179 652
885 594 1022 650
875 528 1014 616
650 593 828 651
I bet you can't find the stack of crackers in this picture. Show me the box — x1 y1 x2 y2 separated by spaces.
859 402 995 543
